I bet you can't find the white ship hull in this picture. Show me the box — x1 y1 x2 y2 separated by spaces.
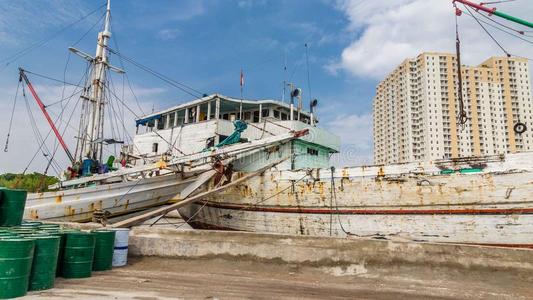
25 173 196 222
179 152 533 248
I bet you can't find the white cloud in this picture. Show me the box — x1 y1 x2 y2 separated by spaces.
330 0 533 79
168 1 206 22
0 1 94 45
238 0 268 9
157 28 181 41
322 113 373 166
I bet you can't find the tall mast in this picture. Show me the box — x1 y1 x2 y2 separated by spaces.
89 0 111 162
73 0 117 163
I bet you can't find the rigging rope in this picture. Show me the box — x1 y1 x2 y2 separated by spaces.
107 48 206 99
464 7 533 46
0 2 107 71
21 69 84 87
4 80 21 152
463 5 511 57
111 32 146 115
103 83 186 155
21 84 61 175
472 5 526 35
21 64 90 174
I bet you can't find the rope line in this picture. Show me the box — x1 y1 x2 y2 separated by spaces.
0 2 106 71
4 80 21 152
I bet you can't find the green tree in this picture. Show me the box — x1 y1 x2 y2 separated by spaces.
0 173 59 192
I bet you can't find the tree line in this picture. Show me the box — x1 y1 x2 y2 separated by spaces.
0 173 59 192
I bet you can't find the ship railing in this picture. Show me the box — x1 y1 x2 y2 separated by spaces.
56 129 307 188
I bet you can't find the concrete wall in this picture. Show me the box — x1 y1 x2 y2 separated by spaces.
128 227 533 272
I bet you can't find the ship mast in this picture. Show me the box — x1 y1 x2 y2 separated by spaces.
71 0 123 163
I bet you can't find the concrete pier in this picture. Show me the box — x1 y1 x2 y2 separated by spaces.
24 226 533 299
129 227 533 272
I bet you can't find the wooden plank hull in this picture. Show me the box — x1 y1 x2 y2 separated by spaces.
179 152 533 247
25 173 196 222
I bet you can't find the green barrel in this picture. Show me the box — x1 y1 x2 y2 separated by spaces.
0 232 17 239
55 229 79 277
28 235 60 291
0 189 27 226
13 229 38 237
61 231 95 278
0 238 34 299
92 230 116 271
38 224 60 231
21 221 42 228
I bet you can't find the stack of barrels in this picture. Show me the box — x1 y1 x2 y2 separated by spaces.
0 188 120 299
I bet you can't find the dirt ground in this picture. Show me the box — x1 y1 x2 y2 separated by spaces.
24 256 533 300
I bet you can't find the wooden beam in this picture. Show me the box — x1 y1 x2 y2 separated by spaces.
110 162 279 228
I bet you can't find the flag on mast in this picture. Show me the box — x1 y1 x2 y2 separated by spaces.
240 69 244 87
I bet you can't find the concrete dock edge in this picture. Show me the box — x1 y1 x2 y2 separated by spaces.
128 227 533 272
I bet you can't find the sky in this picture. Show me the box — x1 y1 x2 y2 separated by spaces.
0 0 533 174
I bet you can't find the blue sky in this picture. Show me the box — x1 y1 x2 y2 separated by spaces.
1 0 532 173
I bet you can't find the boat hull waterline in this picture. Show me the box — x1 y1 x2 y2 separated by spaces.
179 158 533 248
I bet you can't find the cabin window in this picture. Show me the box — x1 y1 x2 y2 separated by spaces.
168 112 176 128
158 116 166 130
199 103 208 121
273 110 280 119
281 112 288 120
188 107 197 123
253 111 259 122
262 109 269 118
147 120 155 132
307 148 318 156
152 143 159 153
176 110 185 125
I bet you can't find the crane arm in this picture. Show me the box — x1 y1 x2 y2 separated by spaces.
453 0 533 29
19 68 75 164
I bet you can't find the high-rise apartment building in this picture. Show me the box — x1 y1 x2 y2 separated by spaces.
373 52 533 165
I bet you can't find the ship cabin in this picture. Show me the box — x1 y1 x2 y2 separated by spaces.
131 94 340 171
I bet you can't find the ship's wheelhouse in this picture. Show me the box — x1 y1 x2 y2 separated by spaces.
131 94 339 171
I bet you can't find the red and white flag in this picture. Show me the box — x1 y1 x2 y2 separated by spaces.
240 69 244 87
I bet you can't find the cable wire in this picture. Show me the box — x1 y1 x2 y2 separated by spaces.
108 48 206 99
4 80 21 152
0 2 106 71
463 5 511 56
